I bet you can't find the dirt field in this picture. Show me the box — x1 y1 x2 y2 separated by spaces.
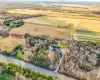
0 37 25 52
10 23 72 39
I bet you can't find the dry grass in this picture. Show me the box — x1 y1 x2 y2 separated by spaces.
0 37 25 52
65 18 100 32
7 9 100 20
10 24 72 39
24 16 100 32
24 16 69 27
7 9 100 32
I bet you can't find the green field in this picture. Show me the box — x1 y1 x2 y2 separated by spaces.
77 35 100 41
0 74 15 80
76 29 100 36
76 29 100 41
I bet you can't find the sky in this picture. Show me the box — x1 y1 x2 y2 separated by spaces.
0 0 100 2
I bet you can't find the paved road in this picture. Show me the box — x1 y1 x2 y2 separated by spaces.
0 54 77 80
0 54 57 77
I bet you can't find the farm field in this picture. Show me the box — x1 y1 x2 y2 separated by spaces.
0 37 25 52
77 35 100 41
10 24 72 39
76 29 100 41
24 16 100 41
24 16 68 27
7 9 100 20
7 9 100 32
24 16 100 32
76 29 100 36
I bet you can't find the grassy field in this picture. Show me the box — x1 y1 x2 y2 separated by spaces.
5 6 100 42
24 16 100 32
0 37 25 52
10 23 72 39
76 29 100 41
24 16 68 27
77 35 100 41
7 9 100 20
7 9 100 32
76 29 100 36
0 74 15 80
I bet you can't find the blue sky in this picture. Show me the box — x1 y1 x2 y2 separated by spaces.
0 0 100 2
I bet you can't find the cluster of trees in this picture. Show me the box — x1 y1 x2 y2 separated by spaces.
34 47 49 69
87 41 100 47
12 14 43 20
10 20 24 28
59 40 100 80
0 62 59 80
87 41 100 67
32 38 52 69
58 23 74 29
24 34 62 70
4 18 15 26
4 18 24 28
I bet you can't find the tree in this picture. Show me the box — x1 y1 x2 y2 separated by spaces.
16 50 24 59
24 33 30 38
67 23 74 29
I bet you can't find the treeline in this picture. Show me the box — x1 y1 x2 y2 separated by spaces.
58 23 74 29
0 62 59 80
4 18 24 28
4 12 43 20
10 14 43 20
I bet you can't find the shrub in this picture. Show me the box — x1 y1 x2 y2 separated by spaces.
24 33 30 38
0 62 58 80
13 45 21 52
16 50 24 59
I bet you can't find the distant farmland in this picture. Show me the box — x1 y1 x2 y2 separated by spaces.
7 9 100 41
7 9 100 32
